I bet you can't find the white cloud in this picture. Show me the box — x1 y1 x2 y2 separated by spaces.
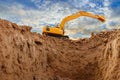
89 3 96 8
0 0 120 39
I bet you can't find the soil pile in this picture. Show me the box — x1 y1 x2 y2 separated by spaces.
0 19 120 80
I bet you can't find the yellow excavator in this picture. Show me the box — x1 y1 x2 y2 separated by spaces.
42 11 105 38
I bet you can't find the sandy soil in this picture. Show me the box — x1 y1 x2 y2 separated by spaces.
0 19 120 80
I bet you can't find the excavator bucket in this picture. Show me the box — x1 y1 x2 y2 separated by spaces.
97 16 106 22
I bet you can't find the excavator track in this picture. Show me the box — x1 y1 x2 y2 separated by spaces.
43 32 69 39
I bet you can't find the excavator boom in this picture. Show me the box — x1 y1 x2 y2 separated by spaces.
59 11 105 29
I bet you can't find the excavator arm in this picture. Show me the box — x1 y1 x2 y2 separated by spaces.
59 11 105 29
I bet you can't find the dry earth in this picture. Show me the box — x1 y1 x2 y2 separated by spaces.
0 19 120 80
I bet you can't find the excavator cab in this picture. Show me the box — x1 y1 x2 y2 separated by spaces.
43 26 64 36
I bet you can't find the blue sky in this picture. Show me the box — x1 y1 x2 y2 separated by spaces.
0 0 120 39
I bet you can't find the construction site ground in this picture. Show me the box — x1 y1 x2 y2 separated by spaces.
0 19 120 80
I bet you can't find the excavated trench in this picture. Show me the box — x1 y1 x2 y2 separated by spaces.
0 19 120 80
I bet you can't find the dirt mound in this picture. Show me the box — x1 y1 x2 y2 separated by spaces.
0 19 120 80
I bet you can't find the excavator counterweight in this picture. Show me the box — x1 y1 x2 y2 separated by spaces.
42 11 105 38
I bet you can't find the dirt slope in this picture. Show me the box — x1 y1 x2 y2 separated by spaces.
0 19 120 80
